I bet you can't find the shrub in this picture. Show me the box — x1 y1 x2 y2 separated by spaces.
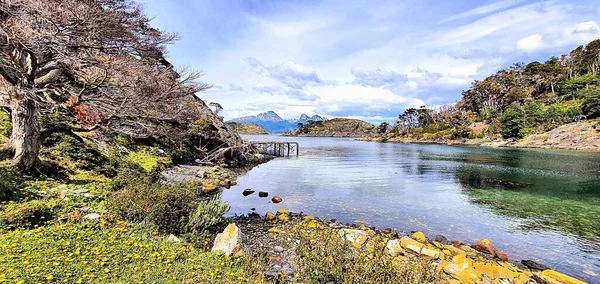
583 90 600 118
501 107 524 139
0 110 10 144
110 179 198 234
518 127 536 137
0 200 53 229
0 168 19 201
186 195 230 240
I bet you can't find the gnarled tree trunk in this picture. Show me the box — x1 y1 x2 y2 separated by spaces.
5 92 40 171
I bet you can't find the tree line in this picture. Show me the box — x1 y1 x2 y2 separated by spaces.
390 40 600 140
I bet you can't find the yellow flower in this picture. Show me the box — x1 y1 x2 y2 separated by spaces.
104 268 110 273
46 274 53 281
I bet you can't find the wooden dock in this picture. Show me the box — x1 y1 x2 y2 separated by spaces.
250 141 299 157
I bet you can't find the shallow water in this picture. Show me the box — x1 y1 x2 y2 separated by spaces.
222 135 600 281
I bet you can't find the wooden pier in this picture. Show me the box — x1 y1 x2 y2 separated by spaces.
250 141 299 157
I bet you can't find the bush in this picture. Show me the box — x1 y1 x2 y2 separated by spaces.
186 195 230 240
0 110 10 143
0 200 53 229
0 168 19 201
501 107 524 139
518 127 536 137
583 90 600 118
110 179 198 234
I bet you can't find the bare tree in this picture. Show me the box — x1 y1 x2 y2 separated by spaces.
0 0 209 170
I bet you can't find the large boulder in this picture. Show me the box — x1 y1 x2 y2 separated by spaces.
442 255 482 283
211 223 248 256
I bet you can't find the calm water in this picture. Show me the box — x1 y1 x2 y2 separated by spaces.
222 135 600 282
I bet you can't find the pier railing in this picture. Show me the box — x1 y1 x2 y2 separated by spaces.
249 141 299 157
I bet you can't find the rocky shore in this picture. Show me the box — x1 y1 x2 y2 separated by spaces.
212 211 586 284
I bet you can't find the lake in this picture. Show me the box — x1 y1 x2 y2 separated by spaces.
222 135 600 282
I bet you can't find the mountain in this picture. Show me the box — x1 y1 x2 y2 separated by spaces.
228 111 327 133
228 111 295 133
283 118 377 137
288 114 327 126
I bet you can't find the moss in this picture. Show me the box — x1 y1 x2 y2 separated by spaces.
0 200 53 229
0 110 10 144
127 149 168 172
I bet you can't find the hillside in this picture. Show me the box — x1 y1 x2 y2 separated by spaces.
284 118 377 137
226 122 270 134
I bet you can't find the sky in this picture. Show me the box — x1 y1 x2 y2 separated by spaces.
139 0 600 123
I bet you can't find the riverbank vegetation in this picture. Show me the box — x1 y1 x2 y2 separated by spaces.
382 40 600 143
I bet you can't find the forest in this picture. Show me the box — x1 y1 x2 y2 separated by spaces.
390 40 600 140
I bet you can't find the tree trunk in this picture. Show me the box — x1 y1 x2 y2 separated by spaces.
7 92 41 171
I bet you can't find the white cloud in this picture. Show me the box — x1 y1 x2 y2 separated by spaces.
517 34 543 51
440 0 527 23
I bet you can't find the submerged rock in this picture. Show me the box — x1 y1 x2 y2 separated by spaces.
271 196 283 203
521 260 549 271
211 223 248 256
242 189 255 196
258 191 269 197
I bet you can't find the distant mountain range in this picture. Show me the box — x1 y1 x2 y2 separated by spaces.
228 111 326 133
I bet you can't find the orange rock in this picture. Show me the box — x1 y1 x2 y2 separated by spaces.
450 240 464 247
494 248 508 261
471 239 496 256
271 196 283 203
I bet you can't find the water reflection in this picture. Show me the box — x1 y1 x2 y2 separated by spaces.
221 135 600 281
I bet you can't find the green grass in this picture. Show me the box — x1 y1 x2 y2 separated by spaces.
127 149 170 172
0 221 266 283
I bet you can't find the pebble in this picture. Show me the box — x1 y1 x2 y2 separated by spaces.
274 246 284 252
83 213 100 220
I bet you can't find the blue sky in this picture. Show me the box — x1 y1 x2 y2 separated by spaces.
139 0 600 123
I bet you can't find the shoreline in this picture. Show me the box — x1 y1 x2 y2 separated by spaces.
357 136 600 152
217 154 590 283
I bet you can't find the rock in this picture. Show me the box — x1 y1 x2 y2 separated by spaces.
242 189 255 196
539 270 586 284
83 213 100 220
276 208 289 215
338 229 369 248
202 183 218 192
258 191 269 197
450 240 464 247
419 247 441 259
277 214 289 224
433 235 449 245
274 246 284 253
443 245 467 256
56 192 66 200
196 170 205 178
211 223 247 256
410 231 427 243
473 262 516 280
494 248 508 261
521 260 549 271
386 239 405 256
271 196 283 203
471 239 496 256
71 189 89 195
442 254 482 283
167 234 180 243
383 228 392 234
265 212 276 221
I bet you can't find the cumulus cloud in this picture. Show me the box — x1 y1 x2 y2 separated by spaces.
350 68 409 92
246 57 333 89
554 21 600 46
517 33 543 51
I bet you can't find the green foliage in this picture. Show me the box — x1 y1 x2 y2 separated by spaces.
518 127 536 138
127 149 168 172
522 101 545 127
561 73 599 97
186 195 230 240
0 110 10 144
501 107 524 139
0 168 19 201
0 200 53 229
190 118 216 133
292 221 442 283
110 179 198 235
583 90 600 118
